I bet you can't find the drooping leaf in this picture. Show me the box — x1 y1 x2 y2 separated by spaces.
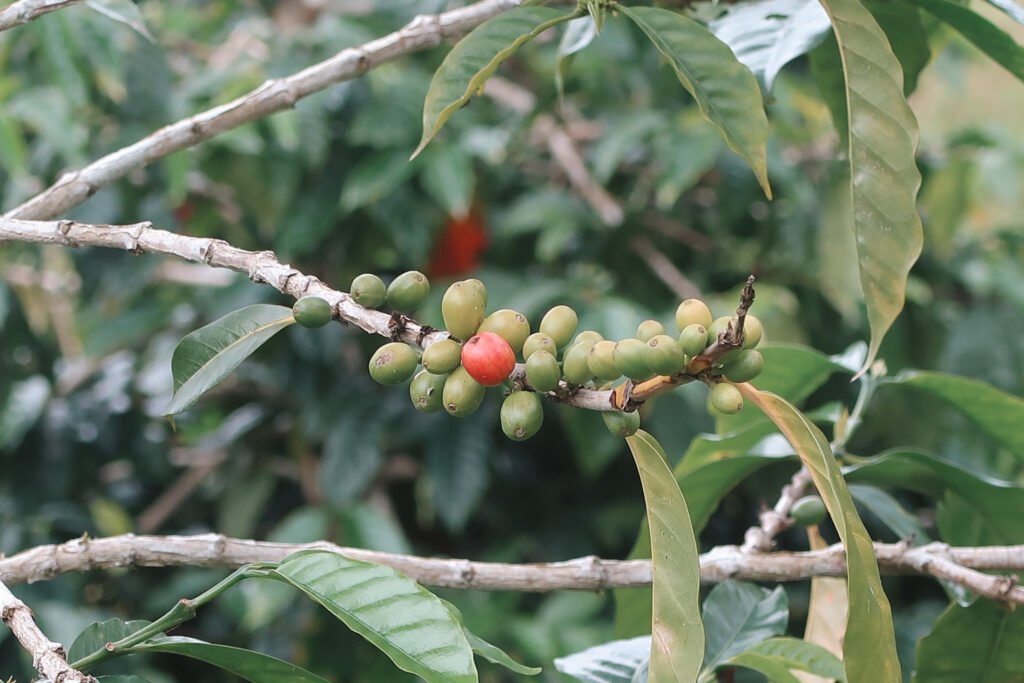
818 0 924 374
271 550 476 683
736 384 900 681
915 599 1024 681
885 370 1024 461
798 526 848 683
166 304 295 415
724 637 847 682
909 0 1024 83
625 430 704 682
554 635 651 683
699 582 788 681
615 5 772 197
69 618 150 665
414 7 573 157
465 630 542 676
708 0 832 92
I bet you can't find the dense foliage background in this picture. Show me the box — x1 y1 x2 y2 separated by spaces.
1 1 1022 680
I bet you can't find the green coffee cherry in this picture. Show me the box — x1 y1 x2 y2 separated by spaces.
678 324 710 357
723 349 764 383
742 315 763 349
790 496 828 527
588 340 621 381
708 381 743 414
562 341 596 385
350 273 386 308
368 342 419 385
526 350 561 392
409 370 447 413
443 366 486 417
675 299 713 331
422 338 462 374
614 338 652 381
603 410 641 437
636 319 666 343
386 271 430 312
645 334 686 376
572 330 604 348
539 305 578 350
708 316 734 343
478 309 531 356
292 296 333 328
500 391 544 441
522 332 557 360
442 280 487 341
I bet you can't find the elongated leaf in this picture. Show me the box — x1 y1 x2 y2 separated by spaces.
625 430 704 683
128 635 328 683
271 550 476 683
736 384 900 681
848 484 931 543
797 527 848 683
866 1 931 95
910 0 1024 83
166 304 295 415
915 599 1024 681
725 637 846 682
818 0 923 374
615 5 772 197
708 0 832 92
414 7 571 157
700 582 788 681
69 618 150 665
886 370 1024 460
465 631 541 676
554 635 651 683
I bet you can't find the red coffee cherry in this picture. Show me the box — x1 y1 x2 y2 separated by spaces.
460 331 516 386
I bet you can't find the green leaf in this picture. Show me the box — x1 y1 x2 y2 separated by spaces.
69 618 150 665
700 582 788 681
724 637 847 682
426 415 492 533
418 144 475 218
909 0 1024 83
414 7 572 157
708 0 832 92
985 0 1024 25
809 33 849 149
819 0 924 374
915 599 1024 681
271 550 477 683
166 304 295 416
865 1 930 95
128 635 329 683
339 149 419 213
465 631 542 676
848 484 931 543
0 375 50 451
86 0 154 41
625 430 704 683
553 635 651 683
556 15 598 100
737 385 900 681
615 5 772 197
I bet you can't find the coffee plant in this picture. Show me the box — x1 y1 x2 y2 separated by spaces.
0 0 1023 681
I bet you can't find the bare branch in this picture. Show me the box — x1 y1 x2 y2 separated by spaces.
742 467 813 552
0 0 80 32
0 579 96 682
4 0 525 221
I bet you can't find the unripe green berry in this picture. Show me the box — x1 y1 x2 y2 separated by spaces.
539 305 578 350
442 280 487 341
368 342 419 385
478 309 531 356
723 349 764 383
587 340 621 381
422 338 462 374
500 391 544 441
522 332 557 360
790 496 828 527
443 366 486 417
675 299 713 332
292 296 333 328
708 381 744 415
526 350 561 392
678 324 710 357
562 341 596 385
409 370 447 413
636 319 666 343
572 330 604 348
708 316 734 343
350 273 386 308
644 334 686 376
742 315 763 349
614 338 652 380
603 410 641 437
386 271 430 312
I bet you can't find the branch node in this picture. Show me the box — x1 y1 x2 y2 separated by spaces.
388 312 409 341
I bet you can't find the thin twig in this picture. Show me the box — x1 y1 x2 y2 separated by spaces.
630 236 702 300
0 0 80 32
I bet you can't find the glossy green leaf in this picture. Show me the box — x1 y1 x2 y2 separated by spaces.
737 384 900 681
465 630 542 676
166 304 295 416
271 550 477 683
915 599 1024 681
708 0 832 92
615 5 772 197
910 0 1024 83
818 0 924 373
414 7 572 157
625 430 704 683
724 637 847 682
69 618 150 665
128 635 329 683
554 635 650 683
699 582 788 681
886 370 1024 461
